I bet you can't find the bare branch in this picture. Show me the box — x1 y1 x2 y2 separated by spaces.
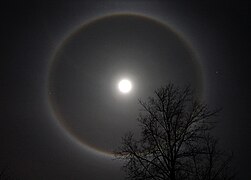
115 83 235 180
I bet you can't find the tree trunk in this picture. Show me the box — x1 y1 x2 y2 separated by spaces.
170 171 176 180
170 162 176 180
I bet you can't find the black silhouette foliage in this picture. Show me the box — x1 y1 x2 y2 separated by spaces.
115 84 235 180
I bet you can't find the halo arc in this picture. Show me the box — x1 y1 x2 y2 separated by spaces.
47 13 204 157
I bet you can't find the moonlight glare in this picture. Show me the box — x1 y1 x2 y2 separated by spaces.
118 79 132 93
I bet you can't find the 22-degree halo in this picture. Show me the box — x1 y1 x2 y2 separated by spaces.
48 13 204 157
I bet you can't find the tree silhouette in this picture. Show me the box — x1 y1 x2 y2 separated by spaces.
115 84 235 180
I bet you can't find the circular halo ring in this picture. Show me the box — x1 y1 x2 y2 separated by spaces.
47 13 204 158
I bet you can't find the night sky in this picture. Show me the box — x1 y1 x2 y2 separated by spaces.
1 1 250 179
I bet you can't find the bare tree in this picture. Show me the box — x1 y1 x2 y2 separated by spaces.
115 84 235 180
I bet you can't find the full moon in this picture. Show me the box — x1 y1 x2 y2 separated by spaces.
118 79 132 93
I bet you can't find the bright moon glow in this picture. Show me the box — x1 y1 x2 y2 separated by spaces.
118 79 132 93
